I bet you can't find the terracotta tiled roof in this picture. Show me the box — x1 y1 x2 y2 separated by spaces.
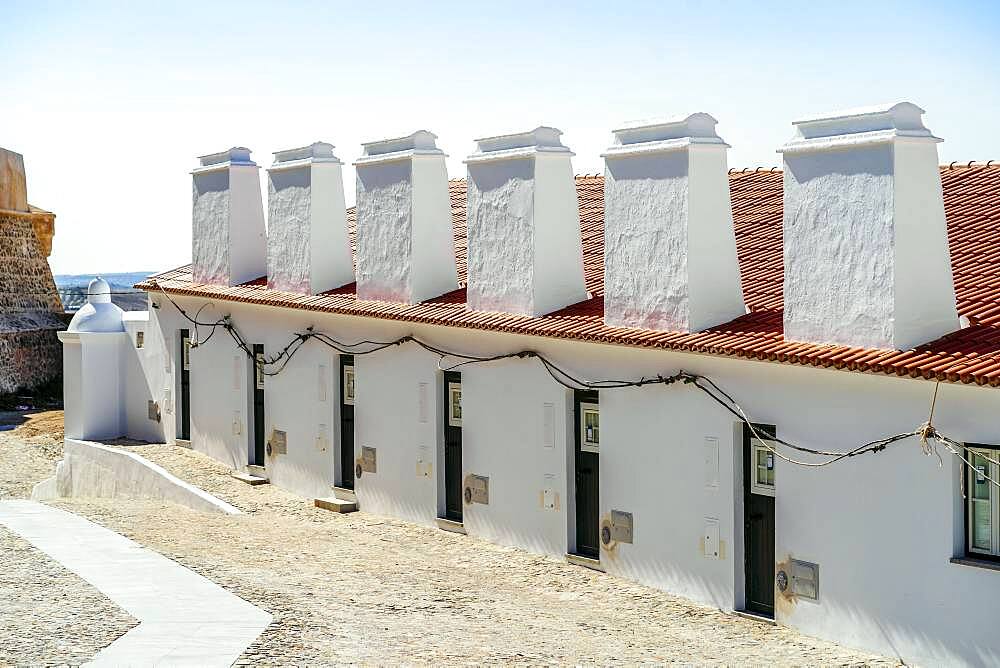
138 164 1000 387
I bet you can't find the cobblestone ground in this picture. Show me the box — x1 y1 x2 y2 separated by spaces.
0 526 137 666
34 441 892 667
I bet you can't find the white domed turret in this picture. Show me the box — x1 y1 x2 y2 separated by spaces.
67 277 125 333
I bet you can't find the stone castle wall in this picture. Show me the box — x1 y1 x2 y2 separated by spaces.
0 211 64 394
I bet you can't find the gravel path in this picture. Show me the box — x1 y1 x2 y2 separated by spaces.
0 411 64 498
38 442 895 667
0 525 137 667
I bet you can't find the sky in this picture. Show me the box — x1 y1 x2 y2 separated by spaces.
3 0 999 275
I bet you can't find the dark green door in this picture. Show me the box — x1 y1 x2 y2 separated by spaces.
251 344 265 466
574 390 600 559
444 371 463 522
179 329 190 440
744 423 776 617
339 355 355 489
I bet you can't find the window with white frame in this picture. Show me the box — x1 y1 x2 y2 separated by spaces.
750 440 775 497
580 402 600 453
182 338 191 370
135 331 144 348
967 446 1000 559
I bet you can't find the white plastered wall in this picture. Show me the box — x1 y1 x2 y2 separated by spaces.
783 146 895 349
893 140 959 348
353 340 441 526
268 162 353 295
127 294 1000 666
122 309 170 443
461 357 573 557
466 154 586 317
410 155 458 301
531 153 587 316
687 145 745 331
355 160 414 302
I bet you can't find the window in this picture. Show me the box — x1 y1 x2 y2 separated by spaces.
967 446 1000 559
580 402 599 453
750 440 775 497
182 338 191 370
135 331 144 348
448 382 462 427
343 365 355 405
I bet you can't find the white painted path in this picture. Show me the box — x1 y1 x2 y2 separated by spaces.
0 500 272 667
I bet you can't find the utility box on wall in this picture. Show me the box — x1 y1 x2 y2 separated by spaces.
356 446 377 478
464 474 489 505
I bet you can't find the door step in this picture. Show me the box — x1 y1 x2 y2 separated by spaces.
734 610 776 626
315 497 357 513
331 486 357 503
435 517 466 535
566 553 604 573
247 465 267 478
175 439 192 449
231 472 268 486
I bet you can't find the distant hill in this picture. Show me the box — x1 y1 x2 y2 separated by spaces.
54 272 153 312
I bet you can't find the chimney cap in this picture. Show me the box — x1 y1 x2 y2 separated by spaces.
466 126 573 163
194 147 257 173
271 142 342 169
603 113 729 158
780 101 940 153
355 130 443 166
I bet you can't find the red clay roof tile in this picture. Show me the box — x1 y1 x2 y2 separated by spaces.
137 165 1000 387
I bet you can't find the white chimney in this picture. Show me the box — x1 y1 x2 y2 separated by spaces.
465 127 587 316
192 147 267 286
353 131 458 304
779 102 958 350
266 142 353 295
602 114 745 332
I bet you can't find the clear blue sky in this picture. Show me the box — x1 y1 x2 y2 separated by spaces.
4 0 998 274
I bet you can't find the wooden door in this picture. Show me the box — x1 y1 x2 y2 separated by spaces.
743 423 776 617
574 390 600 559
443 371 463 522
339 355 355 489
179 329 191 440
252 344 265 466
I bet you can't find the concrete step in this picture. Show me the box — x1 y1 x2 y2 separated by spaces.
331 486 357 503
565 552 604 573
231 472 268 486
435 517 466 535
175 439 192 449
247 465 267 479
315 497 357 514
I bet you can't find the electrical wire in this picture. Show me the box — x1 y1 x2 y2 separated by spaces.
148 280 996 483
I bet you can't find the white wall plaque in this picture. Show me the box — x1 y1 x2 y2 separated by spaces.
543 402 554 449
418 382 429 423
703 517 720 559
704 437 719 488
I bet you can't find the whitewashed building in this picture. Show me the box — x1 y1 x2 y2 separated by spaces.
63 105 1000 666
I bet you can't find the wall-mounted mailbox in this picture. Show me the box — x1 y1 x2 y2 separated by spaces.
464 474 489 505
232 411 242 435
